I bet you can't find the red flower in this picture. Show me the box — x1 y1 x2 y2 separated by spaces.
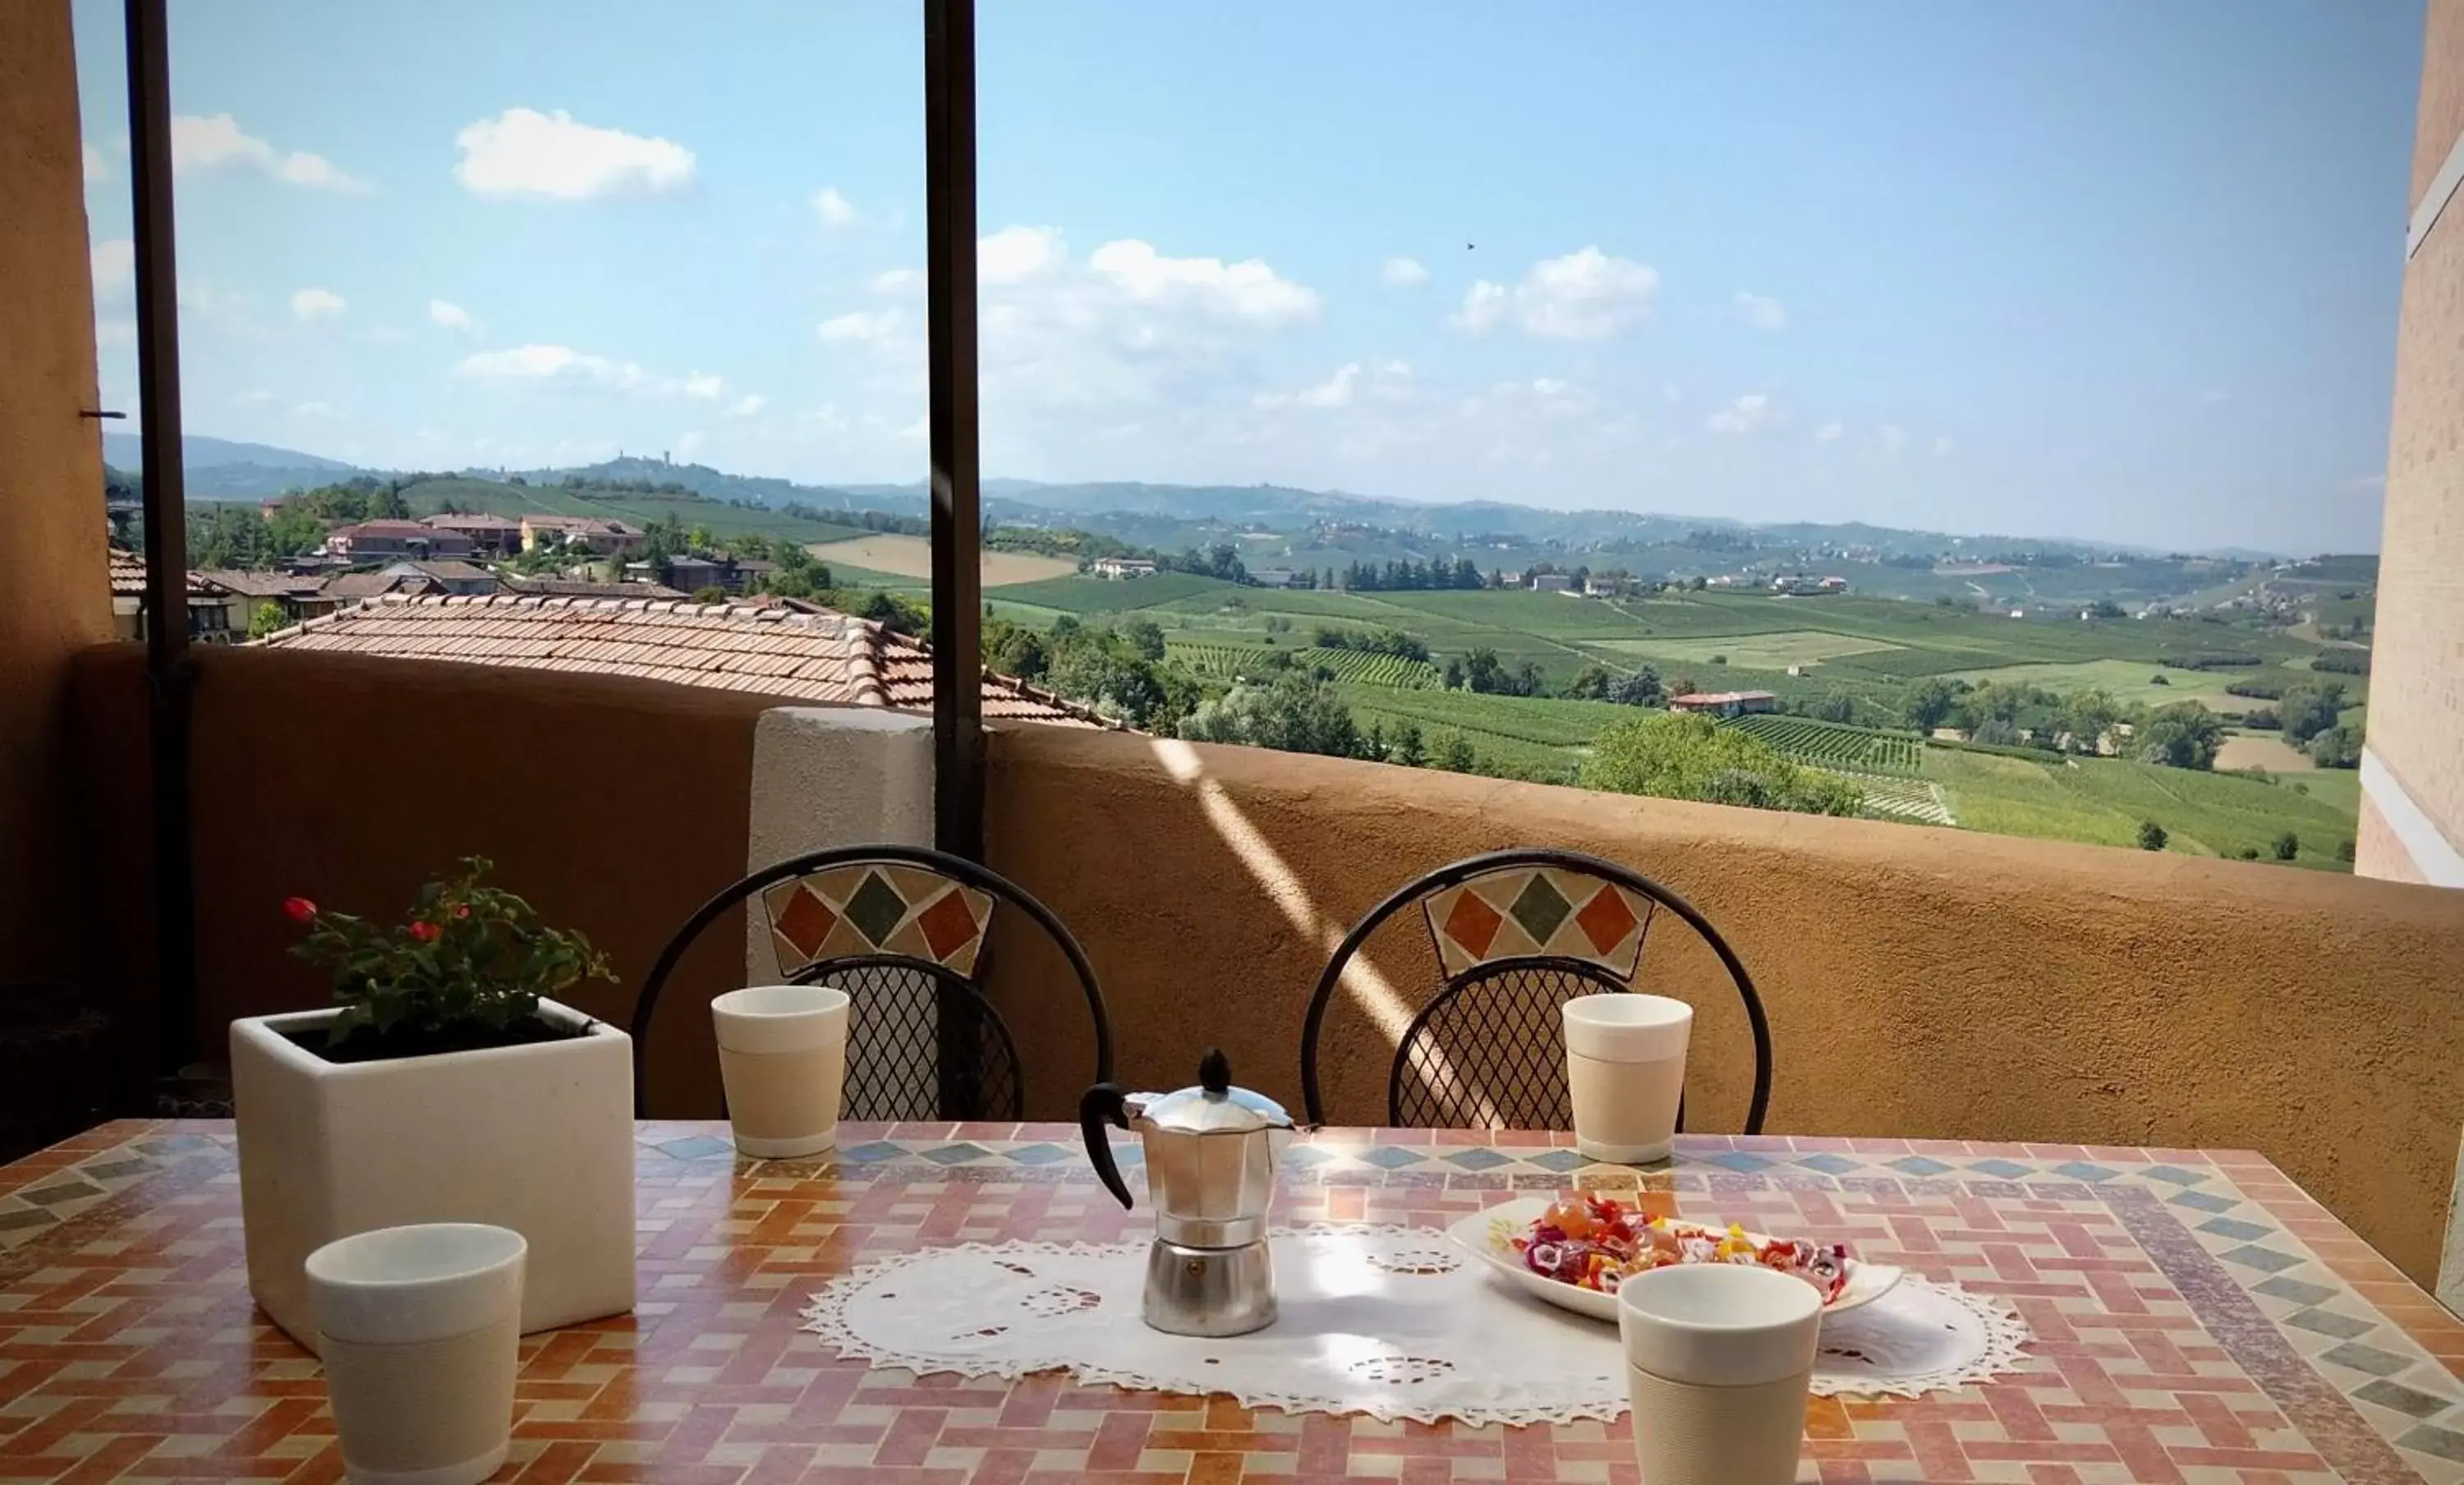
283 897 318 923
408 921 441 942
453 903 471 919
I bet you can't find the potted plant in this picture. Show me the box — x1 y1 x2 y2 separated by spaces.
231 857 637 1355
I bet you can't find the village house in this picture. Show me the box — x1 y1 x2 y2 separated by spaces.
1091 556 1158 580
420 512 523 557
191 569 338 627
518 514 646 555
321 520 475 563
1667 689 1781 718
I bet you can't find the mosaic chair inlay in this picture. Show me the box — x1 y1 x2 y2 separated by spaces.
1298 848 1772 1133
631 845 1113 1121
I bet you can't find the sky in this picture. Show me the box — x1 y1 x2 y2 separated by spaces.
74 0 2421 553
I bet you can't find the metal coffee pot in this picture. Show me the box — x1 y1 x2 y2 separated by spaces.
1080 1049 1294 1337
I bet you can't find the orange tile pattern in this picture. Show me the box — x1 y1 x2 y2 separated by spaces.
2 1123 2462 1483
255 595 1116 727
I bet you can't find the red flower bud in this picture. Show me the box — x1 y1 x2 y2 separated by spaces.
283 897 317 923
409 920 441 942
453 903 471 919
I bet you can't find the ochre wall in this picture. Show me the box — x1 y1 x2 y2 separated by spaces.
67 646 770 1113
2366 0 2464 882
1 0 115 984
985 725 2464 1288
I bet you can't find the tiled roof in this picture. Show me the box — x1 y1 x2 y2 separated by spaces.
108 549 225 600
323 571 444 600
329 521 448 540
192 569 326 600
500 575 689 600
421 513 521 530
380 559 498 583
255 594 1122 729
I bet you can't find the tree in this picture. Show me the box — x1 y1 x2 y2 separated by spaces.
1363 720 1388 761
1121 618 1167 662
1178 674 1358 756
1394 721 1427 768
692 586 729 604
2276 679 2347 745
2307 724 2361 768
2272 831 2301 861
1612 664 1665 708
1441 656 1464 690
1581 712 1860 816
1809 690 1858 724
2137 821 2168 851
2338 837 2356 863
1463 648 1505 694
246 602 290 641
1434 732 1477 772
2137 704 2224 770
688 525 717 553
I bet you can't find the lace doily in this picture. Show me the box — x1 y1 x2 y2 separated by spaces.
803 1227 2031 1426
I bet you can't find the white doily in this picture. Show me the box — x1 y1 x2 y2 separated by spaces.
803 1227 2032 1426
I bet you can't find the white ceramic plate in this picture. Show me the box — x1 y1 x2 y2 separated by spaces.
1444 1197 1902 1323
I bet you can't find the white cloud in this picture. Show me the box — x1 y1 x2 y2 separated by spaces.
172 114 370 192
291 287 347 322
1933 435 1954 458
457 343 647 391
682 371 729 402
1733 291 1788 333
1706 393 1774 434
871 268 925 297
1256 360 1414 411
723 393 768 418
90 238 134 302
818 309 904 343
453 108 695 200
1381 255 1429 287
1879 425 1910 457
83 143 107 182
1087 239 1321 325
1453 246 1657 339
979 225 1064 285
812 186 862 231
1814 420 1844 443
293 401 339 420
232 388 278 407
427 298 476 333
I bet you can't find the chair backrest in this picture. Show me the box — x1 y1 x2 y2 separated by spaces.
1299 848 1770 1133
630 845 1113 1121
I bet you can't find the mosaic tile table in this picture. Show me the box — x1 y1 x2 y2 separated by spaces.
3 1123 2462 1484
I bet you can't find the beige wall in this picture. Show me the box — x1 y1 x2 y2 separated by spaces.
0 0 115 985
67 646 778 1117
2365 0 2464 885
985 726 2464 1290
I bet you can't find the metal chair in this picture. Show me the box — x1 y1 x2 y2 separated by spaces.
631 844 1113 1120
1298 848 1770 1132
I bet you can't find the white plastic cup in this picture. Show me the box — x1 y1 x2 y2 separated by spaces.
1617 1262 1822 1485
1563 994 1693 1164
307 1223 527 1485
711 984 850 1157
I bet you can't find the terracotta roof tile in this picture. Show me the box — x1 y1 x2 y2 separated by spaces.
253 594 1122 729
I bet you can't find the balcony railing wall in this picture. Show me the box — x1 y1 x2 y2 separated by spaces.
57 645 2464 1293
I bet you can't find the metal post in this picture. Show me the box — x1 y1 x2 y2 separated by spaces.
125 0 199 1079
925 0 984 864
924 0 985 1116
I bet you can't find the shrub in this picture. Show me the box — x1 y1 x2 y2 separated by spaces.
1583 712 1859 817
2273 831 2300 861
2310 648 2370 675
2136 821 2168 851
284 857 615 1059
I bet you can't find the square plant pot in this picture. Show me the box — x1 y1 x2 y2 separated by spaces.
231 999 636 1356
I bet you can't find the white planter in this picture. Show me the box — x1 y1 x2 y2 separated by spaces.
231 999 636 1356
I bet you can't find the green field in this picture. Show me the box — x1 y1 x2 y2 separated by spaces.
400 476 871 545
1723 714 1923 776
1924 747 2356 867
1942 659 2253 710
995 572 1237 613
1166 641 1440 688
1597 629 1905 669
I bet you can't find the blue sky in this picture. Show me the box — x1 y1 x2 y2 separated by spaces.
76 0 2419 552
